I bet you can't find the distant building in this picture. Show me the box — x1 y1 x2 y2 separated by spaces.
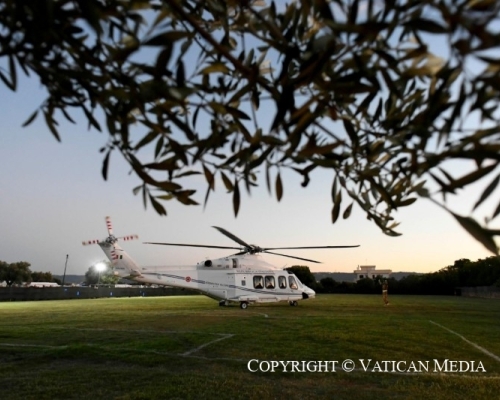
354 265 392 281
27 282 60 288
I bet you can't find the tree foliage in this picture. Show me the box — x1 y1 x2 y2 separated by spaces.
286 265 316 286
84 261 119 285
0 261 32 286
2 0 500 251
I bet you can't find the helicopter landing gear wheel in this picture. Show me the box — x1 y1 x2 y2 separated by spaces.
240 301 249 310
289 301 298 307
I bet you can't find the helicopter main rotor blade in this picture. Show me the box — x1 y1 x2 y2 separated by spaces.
144 242 241 250
229 251 249 257
263 245 360 250
263 250 322 264
212 226 252 249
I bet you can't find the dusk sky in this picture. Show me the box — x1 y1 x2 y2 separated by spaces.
0 80 493 277
1 5 497 277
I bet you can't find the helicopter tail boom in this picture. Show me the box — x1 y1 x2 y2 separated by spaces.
98 242 143 279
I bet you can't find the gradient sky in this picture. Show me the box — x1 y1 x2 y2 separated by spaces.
0 7 497 277
0 81 494 277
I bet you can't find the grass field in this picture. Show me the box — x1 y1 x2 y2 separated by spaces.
0 294 499 400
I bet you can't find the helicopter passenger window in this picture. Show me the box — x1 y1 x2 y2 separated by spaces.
278 276 287 289
253 276 264 289
232 259 237 268
288 276 298 290
265 276 275 289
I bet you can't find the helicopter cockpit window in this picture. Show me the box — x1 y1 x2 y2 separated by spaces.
265 276 275 289
288 276 298 290
253 275 264 289
278 276 287 289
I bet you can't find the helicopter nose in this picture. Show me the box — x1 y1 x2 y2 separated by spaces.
302 286 316 299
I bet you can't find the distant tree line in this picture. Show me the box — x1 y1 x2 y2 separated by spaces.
3 256 499 293
0 261 61 286
288 257 500 296
0 259 123 287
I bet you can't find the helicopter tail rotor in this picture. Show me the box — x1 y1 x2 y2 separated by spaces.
82 239 102 246
105 216 114 236
83 217 142 276
82 216 138 246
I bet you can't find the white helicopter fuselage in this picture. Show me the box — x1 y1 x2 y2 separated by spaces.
100 242 315 308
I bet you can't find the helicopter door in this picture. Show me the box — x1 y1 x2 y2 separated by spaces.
232 258 238 268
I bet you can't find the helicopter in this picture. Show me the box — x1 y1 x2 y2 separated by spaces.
83 217 359 309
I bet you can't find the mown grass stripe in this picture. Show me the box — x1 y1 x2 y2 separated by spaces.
429 320 500 363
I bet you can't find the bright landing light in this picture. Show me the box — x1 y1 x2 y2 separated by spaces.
95 262 106 272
